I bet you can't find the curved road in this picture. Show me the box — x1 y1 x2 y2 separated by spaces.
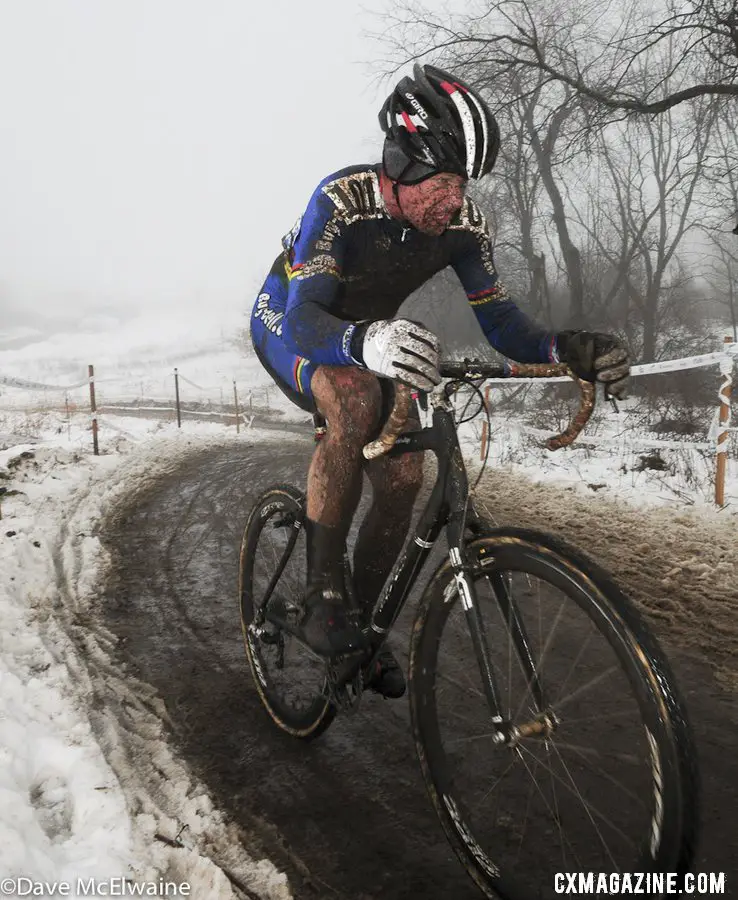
99 439 738 899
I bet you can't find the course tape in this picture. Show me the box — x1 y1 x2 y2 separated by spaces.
486 350 735 384
3 346 734 393
176 374 209 391
0 374 90 390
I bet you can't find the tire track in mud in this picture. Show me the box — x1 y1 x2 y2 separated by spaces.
99 440 738 899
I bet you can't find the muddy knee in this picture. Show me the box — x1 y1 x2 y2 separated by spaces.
312 367 383 445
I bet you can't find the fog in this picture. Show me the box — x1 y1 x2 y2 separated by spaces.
0 1 387 325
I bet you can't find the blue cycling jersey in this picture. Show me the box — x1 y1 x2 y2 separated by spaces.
251 164 555 389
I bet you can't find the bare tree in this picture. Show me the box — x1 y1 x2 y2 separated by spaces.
377 0 734 342
703 238 738 338
376 2 633 322
690 98 738 335
473 73 554 320
565 87 716 358
377 0 738 115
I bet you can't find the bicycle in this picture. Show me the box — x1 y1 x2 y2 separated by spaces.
238 360 698 899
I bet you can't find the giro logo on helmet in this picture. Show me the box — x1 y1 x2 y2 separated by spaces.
404 92 429 120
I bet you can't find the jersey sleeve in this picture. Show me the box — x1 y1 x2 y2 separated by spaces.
449 198 555 364
280 179 359 366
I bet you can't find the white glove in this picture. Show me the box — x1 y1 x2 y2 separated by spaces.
357 318 441 391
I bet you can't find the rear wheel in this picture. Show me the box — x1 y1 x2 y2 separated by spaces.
410 528 698 899
238 484 335 739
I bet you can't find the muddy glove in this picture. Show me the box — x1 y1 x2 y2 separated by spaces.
351 318 441 392
556 330 630 399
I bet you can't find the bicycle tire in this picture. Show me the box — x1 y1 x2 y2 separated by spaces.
409 527 698 899
239 483 336 739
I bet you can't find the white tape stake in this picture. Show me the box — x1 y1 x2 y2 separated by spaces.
716 338 734 506
480 342 736 507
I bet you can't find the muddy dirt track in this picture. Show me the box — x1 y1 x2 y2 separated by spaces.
99 435 738 899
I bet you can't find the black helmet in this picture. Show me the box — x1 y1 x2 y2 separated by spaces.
379 63 500 184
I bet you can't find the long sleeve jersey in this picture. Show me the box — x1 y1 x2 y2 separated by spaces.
267 164 554 365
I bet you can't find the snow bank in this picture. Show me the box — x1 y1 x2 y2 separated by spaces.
0 430 293 899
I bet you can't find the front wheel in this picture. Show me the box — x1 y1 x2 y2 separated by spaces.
409 528 698 899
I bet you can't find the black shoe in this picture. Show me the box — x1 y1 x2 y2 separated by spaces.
300 587 367 658
364 648 406 699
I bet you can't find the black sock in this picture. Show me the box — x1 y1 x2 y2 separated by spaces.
305 518 345 595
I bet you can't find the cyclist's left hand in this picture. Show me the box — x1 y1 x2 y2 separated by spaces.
556 330 630 399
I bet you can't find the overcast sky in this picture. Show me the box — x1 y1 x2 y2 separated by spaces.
0 1 392 319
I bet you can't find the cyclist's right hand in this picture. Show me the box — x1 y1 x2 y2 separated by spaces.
351 318 441 391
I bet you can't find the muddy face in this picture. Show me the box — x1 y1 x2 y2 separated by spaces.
398 173 466 235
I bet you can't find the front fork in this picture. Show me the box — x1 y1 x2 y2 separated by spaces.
447 459 555 744
448 537 558 744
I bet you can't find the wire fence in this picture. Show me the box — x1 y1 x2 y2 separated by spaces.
0 364 283 451
1 338 736 505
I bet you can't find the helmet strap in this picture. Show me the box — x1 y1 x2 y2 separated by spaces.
392 180 405 219
379 166 408 223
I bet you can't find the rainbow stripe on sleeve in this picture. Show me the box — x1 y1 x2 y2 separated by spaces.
467 287 498 306
293 357 309 393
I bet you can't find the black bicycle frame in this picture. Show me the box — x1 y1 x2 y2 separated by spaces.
364 398 510 722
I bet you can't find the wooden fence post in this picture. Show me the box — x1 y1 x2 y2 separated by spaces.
716 336 734 507
174 368 182 428
233 380 240 434
88 364 99 456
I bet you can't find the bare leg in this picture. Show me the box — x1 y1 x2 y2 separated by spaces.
352 415 424 611
304 366 383 592
308 366 382 525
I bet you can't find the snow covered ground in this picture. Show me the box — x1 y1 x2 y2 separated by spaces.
0 433 293 900
0 313 301 899
0 311 736 898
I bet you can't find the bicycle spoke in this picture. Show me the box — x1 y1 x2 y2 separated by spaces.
545 742 568 871
519 743 636 858
552 739 642 768
436 668 486 702
554 665 622 713
512 592 568 724
562 706 637 725
552 740 647 807
549 742 623 871
482 573 539 717
514 746 585 870
515 748 542 864
476 755 519 810
552 620 598 706
444 729 506 748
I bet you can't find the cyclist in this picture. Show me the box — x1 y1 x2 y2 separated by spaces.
250 64 630 698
